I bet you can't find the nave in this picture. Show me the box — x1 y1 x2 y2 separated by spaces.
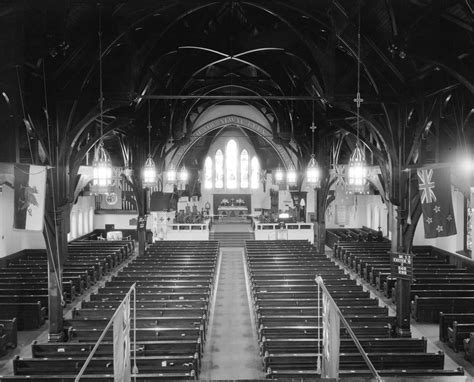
0 234 473 381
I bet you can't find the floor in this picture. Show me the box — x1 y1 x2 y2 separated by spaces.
199 248 265 379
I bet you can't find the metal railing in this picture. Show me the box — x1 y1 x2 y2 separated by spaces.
315 275 384 382
74 283 137 381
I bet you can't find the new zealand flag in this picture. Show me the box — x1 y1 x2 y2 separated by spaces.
417 167 456 238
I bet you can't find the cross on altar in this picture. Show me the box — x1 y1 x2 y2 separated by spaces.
353 92 364 108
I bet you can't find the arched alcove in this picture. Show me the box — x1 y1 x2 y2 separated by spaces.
89 208 94 234
77 212 83 237
70 210 78 239
373 206 381 231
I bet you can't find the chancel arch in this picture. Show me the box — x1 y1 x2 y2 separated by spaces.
165 109 298 172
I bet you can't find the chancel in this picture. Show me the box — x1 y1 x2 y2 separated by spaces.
0 1 473 381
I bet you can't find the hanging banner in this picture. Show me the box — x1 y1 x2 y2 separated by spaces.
417 167 456 238
113 292 131 382
321 289 340 378
13 164 47 231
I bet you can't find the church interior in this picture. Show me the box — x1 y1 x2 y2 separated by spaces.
0 0 473 380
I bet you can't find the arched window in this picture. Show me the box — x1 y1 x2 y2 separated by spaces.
373 206 381 231
240 149 249 188
250 156 260 189
82 211 88 234
215 150 224 189
70 210 77 239
204 156 213 189
77 210 83 237
89 208 94 232
226 140 238 189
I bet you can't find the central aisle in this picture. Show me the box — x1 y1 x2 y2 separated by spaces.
199 248 265 379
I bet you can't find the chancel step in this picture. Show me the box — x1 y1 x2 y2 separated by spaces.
210 232 254 247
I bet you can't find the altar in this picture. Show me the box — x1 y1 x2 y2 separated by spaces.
217 205 248 220
216 197 249 221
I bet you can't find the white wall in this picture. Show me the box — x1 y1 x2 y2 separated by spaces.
325 193 388 234
413 186 464 253
93 212 154 231
0 186 45 257
68 196 95 241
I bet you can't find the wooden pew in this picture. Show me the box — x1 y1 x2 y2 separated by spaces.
264 351 445 373
31 339 201 358
261 337 427 355
0 302 45 330
464 333 474 364
412 296 474 322
439 312 474 342
13 355 198 376
0 318 18 348
447 322 474 352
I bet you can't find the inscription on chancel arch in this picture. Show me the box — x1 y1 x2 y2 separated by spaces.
166 115 297 169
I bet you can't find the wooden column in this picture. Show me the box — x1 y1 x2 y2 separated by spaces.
43 168 69 341
388 202 399 253
390 252 413 338
137 215 146 256
314 188 326 254
395 277 412 337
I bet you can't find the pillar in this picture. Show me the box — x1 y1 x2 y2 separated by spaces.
388 202 399 253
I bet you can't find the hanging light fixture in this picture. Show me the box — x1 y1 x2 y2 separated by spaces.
306 87 321 188
165 164 177 184
92 4 113 193
287 165 298 187
176 165 188 191
142 100 157 187
274 165 285 184
178 166 188 183
347 2 368 194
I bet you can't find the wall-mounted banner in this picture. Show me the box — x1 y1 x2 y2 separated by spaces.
13 164 47 231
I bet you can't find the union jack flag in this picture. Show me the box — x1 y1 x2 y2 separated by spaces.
417 169 436 204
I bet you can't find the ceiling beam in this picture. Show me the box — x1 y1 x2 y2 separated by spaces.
133 94 397 104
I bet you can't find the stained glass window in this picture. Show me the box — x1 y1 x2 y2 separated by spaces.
250 156 260 189
215 150 224 188
204 156 213 189
240 149 249 188
226 140 238 189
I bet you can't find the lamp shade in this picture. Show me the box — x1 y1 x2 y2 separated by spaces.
178 166 188 183
142 155 157 187
91 143 113 194
306 155 321 188
287 165 297 186
166 165 177 184
347 143 368 193
274 166 284 184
